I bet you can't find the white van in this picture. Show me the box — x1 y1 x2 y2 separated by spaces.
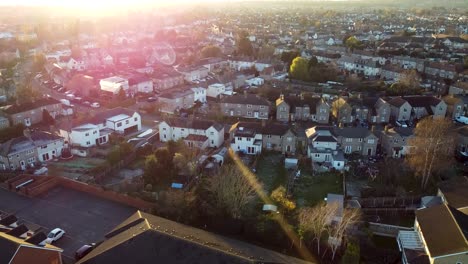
455 116 468 125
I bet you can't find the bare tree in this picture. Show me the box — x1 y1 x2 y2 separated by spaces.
326 208 361 260
399 69 420 91
298 202 338 254
207 164 258 219
406 117 455 190
331 97 348 124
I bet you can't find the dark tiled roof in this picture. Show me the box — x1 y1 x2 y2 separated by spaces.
416 204 468 257
283 95 323 115
77 211 313 264
1 98 61 115
164 118 223 131
232 121 292 136
6 224 28 238
393 127 414 137
402 96 441 108
388 97 408 107
333 127 374 139
221 94 270 106
438 176 468 210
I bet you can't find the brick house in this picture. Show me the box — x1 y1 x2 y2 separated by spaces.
220 93 270 120
2 98 62 127
380 126 414 158
275 94 330 123
334 127 378 156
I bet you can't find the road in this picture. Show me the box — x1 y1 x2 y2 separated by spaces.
0 187 136 262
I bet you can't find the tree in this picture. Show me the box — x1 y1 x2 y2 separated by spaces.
270 185 296 212
327 208 361 260
200 45 222 58
143 154 159 185
155 147 173 169
257 45 275 59
406 117 455 190
331 97 348 124
307 56 318 69
207 164 258 219
15 81 37 105
236 31 253 57
173 153 188 175
281 51 300 67
289 57 309 81
42 109 55 126
344 36 362 51
399 69 420 91
298 202 338 254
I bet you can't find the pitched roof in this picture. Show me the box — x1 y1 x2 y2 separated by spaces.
163 118 223 131
388 97 408 107
438 176 468 210
415 204 468 258
231 121 292 136
1 98 61 115
402 96 442 108
281 95 324 114
77 211 313 264
333 127 374 139
221 94 270 106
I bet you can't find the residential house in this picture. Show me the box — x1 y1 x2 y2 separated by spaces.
207 83 226 99
176 65 209 82
275 94 330 123
305 126 345 171
60 108 141 148
334 127 378 156
220 93 270 120
403 96 447 120
191 87 207 103
128 75 153 94
380 65 406 82
152 68 184 91
0 227 63 264
67 56 86 71
75 211 311 264
0 116 10 129
363 97 391 124
230 121 297 154
331 98 353 124
0 130 64 170
2 98 62 127
449 81 468 95
388 97 412 122
380 126 414 158
99 76 130 96
158 89 195 114
443 95 465 119
159 118 224 149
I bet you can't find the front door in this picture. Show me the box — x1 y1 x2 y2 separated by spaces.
20 160 26 170
367 148 372 156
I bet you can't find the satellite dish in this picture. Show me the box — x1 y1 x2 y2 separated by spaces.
150 42 176 65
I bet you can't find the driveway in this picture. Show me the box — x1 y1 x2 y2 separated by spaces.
0 187 137 261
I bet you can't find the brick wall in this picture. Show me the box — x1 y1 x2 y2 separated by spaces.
7 175 154 211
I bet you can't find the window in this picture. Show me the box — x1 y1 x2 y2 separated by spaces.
345 146 352 153
93 130 97 134
117 122 122 127
237 137 242 141
287 137 292 142
134 117 138 121
86 141 91 145
247 104 252 108
163 128 166 131
368 139 375 144
358 138 363 142
247 111 252 116
163 134 166 139
85 133 89 136
346 138 352 142
125 120 129 124
260 105 265 109
247 138 251 141
210 132 214 135
357 146 362 151
315 154 320 158
267 134 271 138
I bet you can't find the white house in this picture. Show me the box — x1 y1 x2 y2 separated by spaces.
159 119 224 149
176 65 209 82
305 126 345 171
67 57 86 71
129 75 153 94
31 131 64 162
245 77 265 87
62 108 141 148
207 83 226 98
191 87 207 103
230 126 263 155
100 76 130 95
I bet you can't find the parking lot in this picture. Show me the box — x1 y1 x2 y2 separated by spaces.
0 187 137 261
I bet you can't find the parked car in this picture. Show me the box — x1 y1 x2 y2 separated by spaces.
45 228 65 244
75 243 96 260
91 102 100 108
147 97 158 102
455 116 468 125
82 101 91 106
395 120 408 128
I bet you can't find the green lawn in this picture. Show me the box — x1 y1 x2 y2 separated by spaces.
294 172 343 207
255 153 288 193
